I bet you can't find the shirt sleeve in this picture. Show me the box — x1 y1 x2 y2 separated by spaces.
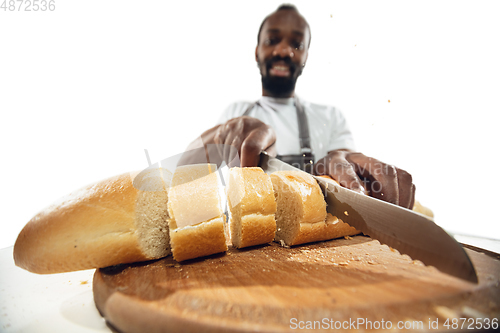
328 107 356 152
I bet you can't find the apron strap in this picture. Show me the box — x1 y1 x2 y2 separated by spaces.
242 102 255 117
294 97 312 154
242 98 312 153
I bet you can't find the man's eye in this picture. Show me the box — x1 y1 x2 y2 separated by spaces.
293 41 305 51
264 38 279 46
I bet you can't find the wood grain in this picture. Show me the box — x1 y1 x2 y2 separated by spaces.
93 236 500 332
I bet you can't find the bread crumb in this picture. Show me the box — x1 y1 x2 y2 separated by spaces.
80 280 88 285
434 305 458 319
461 306 486 319
339 261 349 266
279 240 290 248
344 236 353 240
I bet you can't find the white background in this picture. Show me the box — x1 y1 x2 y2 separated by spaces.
1 0 499 249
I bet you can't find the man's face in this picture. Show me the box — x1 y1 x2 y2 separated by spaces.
256 9 310 98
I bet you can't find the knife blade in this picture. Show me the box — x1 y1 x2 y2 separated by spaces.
259 152 478 283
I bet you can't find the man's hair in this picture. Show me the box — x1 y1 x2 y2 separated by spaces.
257 4 311 48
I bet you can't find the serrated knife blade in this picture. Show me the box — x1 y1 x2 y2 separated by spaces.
259 152 478 283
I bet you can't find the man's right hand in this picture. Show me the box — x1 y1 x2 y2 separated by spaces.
191 116 276 167
213 116 276 167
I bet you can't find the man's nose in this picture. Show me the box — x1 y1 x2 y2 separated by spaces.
272 40 294 59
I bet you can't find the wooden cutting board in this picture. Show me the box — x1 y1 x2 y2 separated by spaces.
93 236 500 333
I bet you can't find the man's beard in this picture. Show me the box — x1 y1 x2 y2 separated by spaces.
259 56 302 97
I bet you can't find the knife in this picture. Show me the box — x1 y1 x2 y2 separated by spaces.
259 152 478 283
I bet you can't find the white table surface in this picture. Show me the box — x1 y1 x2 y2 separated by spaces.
1 235 498 332
0 246 110 333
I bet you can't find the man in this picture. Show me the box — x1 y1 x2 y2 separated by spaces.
185 4 415 209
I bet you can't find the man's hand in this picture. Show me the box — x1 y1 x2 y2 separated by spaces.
313 150 415 209
213 116 276 166
187 116 276 167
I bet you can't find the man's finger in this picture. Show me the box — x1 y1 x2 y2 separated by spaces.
213 125 227 160
240 128 275 167
347 153 399 205
370 164 399 206
222 130 238 164
396 168 415 209
408 183 416 210
328 159 365 194
264 141 277 158
228 136 242 167
240 139 261 167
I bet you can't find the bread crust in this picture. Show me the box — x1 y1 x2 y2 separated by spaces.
14 173 145 273
271 171 327 224
14 171 171 274
291 214 360 246
169 217 228 262
168 164 228 261
168 170 221 229
227 167 276 216
234 214 276 248
227 167 277 249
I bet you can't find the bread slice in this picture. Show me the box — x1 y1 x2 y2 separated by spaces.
168 164 227 261
270 171 327 246
226 167 277 248
13 168 172 274
292 213 360 245
270 170 360 246
412 201 434 219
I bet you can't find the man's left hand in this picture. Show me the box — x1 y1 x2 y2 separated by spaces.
313 150 415 209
